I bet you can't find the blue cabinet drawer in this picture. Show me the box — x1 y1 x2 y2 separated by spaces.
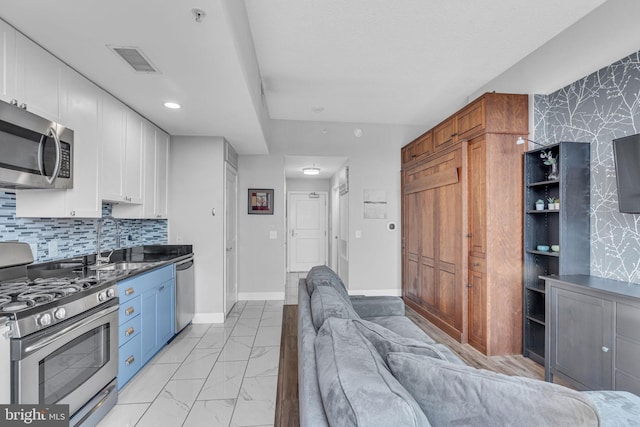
118 282 139 303
119 314 141 346
118 335 141 389
119 296 141 325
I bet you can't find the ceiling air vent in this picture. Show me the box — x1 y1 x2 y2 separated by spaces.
108 45 159 73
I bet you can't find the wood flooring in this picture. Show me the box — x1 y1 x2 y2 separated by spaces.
275 304 553 427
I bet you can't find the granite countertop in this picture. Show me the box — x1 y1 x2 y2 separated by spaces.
27 244 193 283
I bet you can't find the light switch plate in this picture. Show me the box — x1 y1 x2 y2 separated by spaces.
269 230 277 240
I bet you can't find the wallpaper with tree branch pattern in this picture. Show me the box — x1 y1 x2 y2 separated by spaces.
534 51 640 283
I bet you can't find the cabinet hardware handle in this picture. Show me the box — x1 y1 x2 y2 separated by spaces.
125 327 135 336
467 233 472 238
467 283 472 288
10 99 18 106
472 262 479 267
159 285 165 291
70 211 76 216
125 307 135 316
602 346 609 353
125 288 134 296
19 103 27 110
125 356 135 366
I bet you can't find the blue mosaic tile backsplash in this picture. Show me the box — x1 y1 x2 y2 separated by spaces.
0 191 168 263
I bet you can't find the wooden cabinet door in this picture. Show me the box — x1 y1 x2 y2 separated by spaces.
433 118 456 150
550 287 614 390
468 139 486 257
403 146 465 339
467 268 486 353
457 99 485 140
403 190 421 302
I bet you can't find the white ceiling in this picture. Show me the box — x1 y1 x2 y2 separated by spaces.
0 0 607 159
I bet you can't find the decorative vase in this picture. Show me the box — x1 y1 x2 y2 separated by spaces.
548 162 559 180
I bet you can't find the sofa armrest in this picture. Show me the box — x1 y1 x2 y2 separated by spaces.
349 295 405 317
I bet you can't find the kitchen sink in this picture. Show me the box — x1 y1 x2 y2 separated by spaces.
90 261 163 271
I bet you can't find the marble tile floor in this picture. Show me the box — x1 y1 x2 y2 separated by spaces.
97 299 284 427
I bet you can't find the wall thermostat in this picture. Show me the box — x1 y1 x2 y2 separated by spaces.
387 222 396 231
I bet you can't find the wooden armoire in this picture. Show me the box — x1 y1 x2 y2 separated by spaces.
401 92 528 356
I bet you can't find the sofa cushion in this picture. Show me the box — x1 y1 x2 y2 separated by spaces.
350 295 406 317
583 390 640 427
315 318 431 427
366 315 436 344
387 352 600 427
352 318 466 365
305 265 350 302
310 285 360 331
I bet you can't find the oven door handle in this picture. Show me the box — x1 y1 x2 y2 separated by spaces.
23 305 118 355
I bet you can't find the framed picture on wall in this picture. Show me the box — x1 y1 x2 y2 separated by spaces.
248 188 274 214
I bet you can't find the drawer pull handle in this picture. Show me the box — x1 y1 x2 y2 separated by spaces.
602 346 609 353
159 285 165 291
125 307 135 316
125 356 135 366
125 288 135 296
472 262 479 267
125 327 135 336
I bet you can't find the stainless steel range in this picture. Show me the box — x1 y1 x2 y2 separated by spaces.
0 242 118 427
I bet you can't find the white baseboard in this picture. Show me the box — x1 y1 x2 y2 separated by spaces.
238 291 285 301
193 312 225 324
348 289 402 297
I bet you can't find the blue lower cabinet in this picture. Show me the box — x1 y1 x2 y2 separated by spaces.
117 264 176 389
118 334 141 387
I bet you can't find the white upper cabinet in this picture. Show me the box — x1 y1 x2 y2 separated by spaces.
16 67 102 218
113 123 169 219
0 20 17 104
101 96 144 205
15 32 62 121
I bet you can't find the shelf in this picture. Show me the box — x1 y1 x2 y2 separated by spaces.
527 313 545 325
526 284 546 294
524 347 545 365
527 250 560 257
526 209 560 214
528 180 559 187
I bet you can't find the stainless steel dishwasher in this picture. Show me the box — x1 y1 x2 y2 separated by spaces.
175 255 195 333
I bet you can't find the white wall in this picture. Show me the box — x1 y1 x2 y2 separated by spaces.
168 136 225 322
237 155 287 299
469 0 640 115
267 120 424 295
286 178 330 193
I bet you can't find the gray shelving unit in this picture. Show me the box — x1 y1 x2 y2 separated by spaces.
523 141 591 364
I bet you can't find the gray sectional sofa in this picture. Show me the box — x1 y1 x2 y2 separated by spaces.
298 265 640 427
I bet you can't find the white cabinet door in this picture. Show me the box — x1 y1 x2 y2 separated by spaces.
142 121 157 217
16 67 101 218
155 131 169 218
101 95 126 202
60 68 101 217
124 110 143 204
0 20 16 104
15 33 60 121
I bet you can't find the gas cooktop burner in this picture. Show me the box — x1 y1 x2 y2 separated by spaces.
0 299 35 312
0 275 103 315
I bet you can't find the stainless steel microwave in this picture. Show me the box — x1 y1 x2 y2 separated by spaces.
0 99 73 189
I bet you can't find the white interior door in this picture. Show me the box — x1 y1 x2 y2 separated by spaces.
224 163 238 315
330 185 340 271
288 192 328 272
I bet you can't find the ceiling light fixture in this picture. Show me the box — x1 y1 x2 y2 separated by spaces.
192 8 207 23
164 102 182 109
303 167 320 176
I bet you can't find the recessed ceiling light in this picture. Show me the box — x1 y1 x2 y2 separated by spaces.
164 102 182 109
303 167 320 176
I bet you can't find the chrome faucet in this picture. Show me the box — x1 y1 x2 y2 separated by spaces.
96 216 121 265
